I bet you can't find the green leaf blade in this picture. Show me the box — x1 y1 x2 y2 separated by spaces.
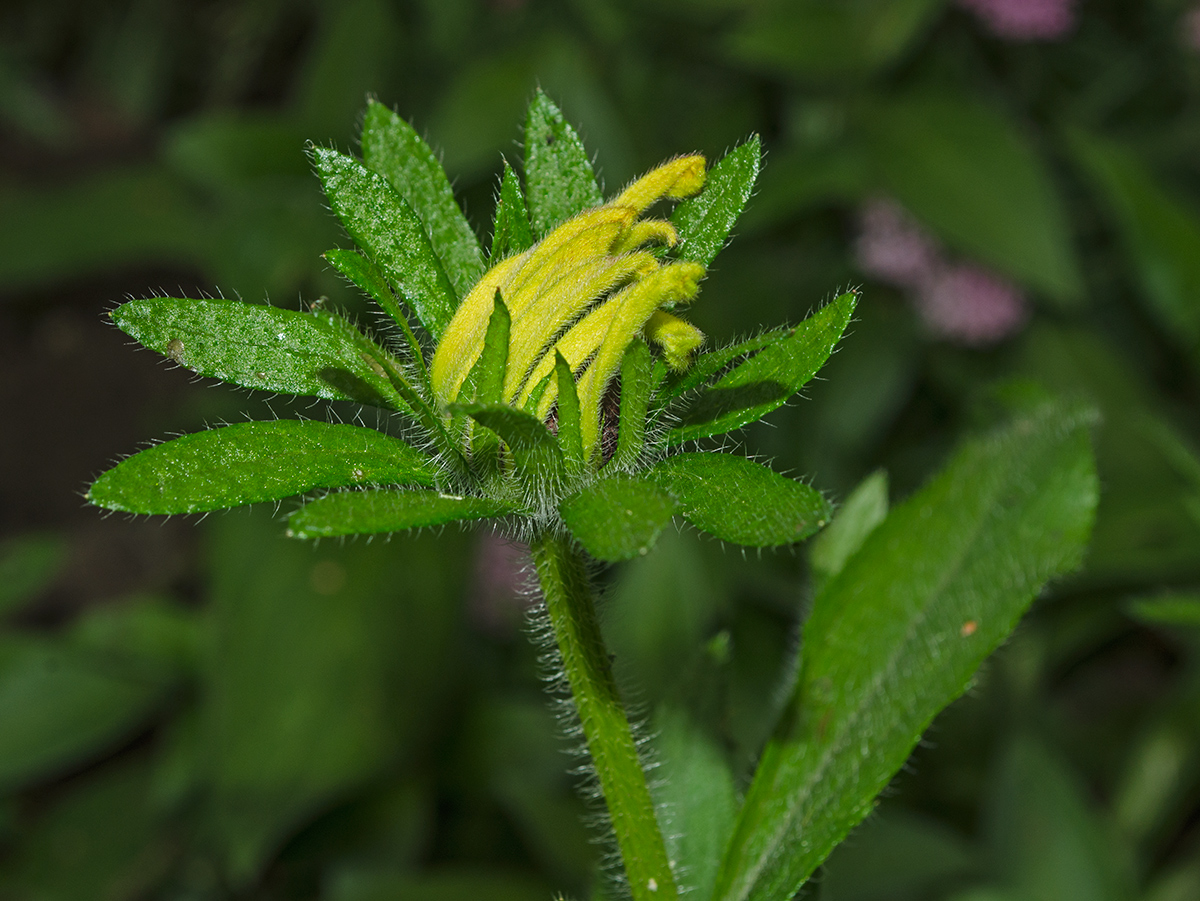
313 147 458 338
713 401 1100 901
1067 130 1200 349
865 93 1083 304
524 90 603 238
560 476 678 562
112 297 406 409
360 100 484 297
673 136 761 266
88 421 437 514
491 160 535 264
649 453 830 547
288 489 514 538
452 402 564 484
809 469 889 593
668 292 858 443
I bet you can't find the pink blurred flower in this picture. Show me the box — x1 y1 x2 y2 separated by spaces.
957 0 1077 41
854 198 942 289
854 198 1029 346
915 263 1029 346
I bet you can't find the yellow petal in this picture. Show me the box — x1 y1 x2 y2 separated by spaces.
577 261 705 457
610 154 706 214
504 251 659 401
644 311 704 371
430 252 525 405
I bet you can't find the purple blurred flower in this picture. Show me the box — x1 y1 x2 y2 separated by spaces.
915 263 1029 346
854 198 1029 346
854 199 942 289
957 0 1077 41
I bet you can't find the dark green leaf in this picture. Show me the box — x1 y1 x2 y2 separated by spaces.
1067 130 1200 348
88 420 436 514
524 90 603 238
491 159 535 263
864 93 1082 304
673 136 761 266
361 100 484 296
616 339 654 467
819 809 976 901
555 351 584 471
203 511 469 882
112 296 406 409
725 0 945 82
560 476 678 562
313 147 458 337
713 402 1099 901
986 737 1130 901
1126 594 1200 628
328 869 552 901
288 489 514 538
0 534 66 617
649 453 831 547
0 639 168 793
453 402 564 486
669 292 857 443
809 469 889 592
652 707 738 901
0 759 171 901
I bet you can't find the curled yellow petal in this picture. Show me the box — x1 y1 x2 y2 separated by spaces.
611 154 706 214
611 219 678 255
644 310 705 371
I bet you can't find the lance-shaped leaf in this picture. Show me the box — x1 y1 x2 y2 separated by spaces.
669 292 857 443
288 489 515 538
660 327 788 400
555 351 585 472
673 136 761 266
809 469 889 593
88 421 437 514
323 248 426 365
361 100 484 296
313 147 458 338
524 90 603 239
560 476 678 562
649 453 830 547
1067 130 1200 349
491 160 535 264
112 297 406 410
452 402 564 486
457 293 512 468
713 402 1099 901
616 339 654 468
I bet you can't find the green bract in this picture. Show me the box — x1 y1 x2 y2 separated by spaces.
88 91 850 556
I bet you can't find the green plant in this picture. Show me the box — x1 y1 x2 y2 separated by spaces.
86 92 1099 901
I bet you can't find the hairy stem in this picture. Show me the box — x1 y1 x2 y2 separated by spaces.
530 530 678 901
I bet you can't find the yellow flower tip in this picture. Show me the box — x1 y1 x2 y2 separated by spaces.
612 219 679 254
611 154 707 214
644 311 705 372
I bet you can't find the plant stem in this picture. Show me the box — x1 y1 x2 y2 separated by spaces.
530 530 678 901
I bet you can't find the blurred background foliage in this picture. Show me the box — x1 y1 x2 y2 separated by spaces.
3 0 1200 899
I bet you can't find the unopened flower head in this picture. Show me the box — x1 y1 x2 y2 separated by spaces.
431 154 708 464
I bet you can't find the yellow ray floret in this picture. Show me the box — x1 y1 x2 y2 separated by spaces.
429 153 710 466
